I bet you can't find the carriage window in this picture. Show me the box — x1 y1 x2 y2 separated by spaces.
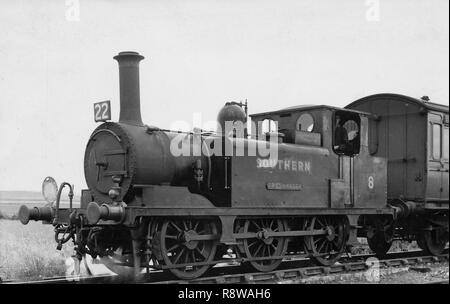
432 124 441 160
442 126 448 160
297 113 314 132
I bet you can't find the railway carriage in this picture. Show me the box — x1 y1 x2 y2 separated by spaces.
18 52 449 279
347 94 449 255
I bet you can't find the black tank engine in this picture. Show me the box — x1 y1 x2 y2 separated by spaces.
18 51 449 279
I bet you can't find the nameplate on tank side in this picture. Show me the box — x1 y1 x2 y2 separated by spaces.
266 182 303 191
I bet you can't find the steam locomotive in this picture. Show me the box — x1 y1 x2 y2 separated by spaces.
18 51 449 279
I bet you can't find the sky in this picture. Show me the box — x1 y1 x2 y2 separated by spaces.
0 0 448 191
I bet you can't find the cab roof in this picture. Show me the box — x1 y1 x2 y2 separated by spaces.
249 104 371 118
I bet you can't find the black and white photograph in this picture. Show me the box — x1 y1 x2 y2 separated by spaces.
0 0 448 294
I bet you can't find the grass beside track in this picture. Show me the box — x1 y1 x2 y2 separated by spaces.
0 219 73 282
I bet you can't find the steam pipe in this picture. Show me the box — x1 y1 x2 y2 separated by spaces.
53 182 74 225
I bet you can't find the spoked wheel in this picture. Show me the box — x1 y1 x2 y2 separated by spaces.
418 227 448 256
366 216 394 257
242 218 288 272
158 218 218 279
304 216 349 266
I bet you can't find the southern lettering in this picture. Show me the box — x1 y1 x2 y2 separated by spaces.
256 158 311 174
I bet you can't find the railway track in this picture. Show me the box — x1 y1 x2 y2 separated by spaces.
2 249 448 284
159 252 449 284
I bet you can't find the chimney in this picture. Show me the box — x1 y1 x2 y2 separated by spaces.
113 51 145 126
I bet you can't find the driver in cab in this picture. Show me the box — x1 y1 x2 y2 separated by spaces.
334 117 348 153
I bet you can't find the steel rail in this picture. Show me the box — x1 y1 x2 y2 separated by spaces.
2 249 447 284
154 254 449 284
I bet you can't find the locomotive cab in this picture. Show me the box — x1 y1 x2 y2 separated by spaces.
248 105 386 210
250 105 365 157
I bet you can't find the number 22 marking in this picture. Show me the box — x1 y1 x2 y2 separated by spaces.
94 102 109 121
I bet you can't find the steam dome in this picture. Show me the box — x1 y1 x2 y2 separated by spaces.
217 102 247 135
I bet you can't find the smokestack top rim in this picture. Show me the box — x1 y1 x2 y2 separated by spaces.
113 51 144 61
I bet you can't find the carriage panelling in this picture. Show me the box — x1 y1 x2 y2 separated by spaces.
346 93 449 203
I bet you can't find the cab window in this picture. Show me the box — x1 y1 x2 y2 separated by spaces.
260 118 277 134
333 110 361 156
296 113 314 132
